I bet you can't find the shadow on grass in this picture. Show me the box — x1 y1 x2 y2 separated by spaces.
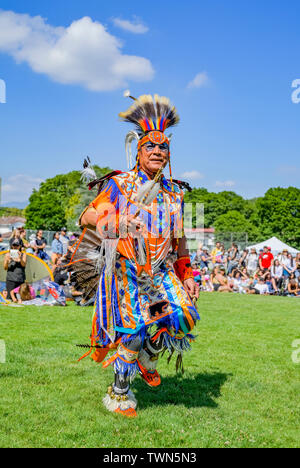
134 372 230 409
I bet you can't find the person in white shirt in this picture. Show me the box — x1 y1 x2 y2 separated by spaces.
271 259 283 293
247 248 259 277
254 278 269 295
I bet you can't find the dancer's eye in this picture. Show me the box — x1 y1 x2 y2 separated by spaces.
144 143 169 153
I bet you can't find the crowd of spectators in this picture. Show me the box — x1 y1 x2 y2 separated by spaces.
2 227 300 301
2 226 81 302
191 242 300 297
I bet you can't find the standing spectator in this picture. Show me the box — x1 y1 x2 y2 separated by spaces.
51 232 63 266
239 249 249 269
35 229 49 262
259 246 274 272
3 239 27 300
246 248 259 276
59 227 70 256
197 246 211 271
211 242 223 266
19 228 29 250
26 234 37 254
9 228 24 249
227 243 239 274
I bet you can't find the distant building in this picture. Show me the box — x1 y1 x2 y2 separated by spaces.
0 216 26 237
185 227 215 251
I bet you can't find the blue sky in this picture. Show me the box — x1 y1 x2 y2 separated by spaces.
0 0 300 206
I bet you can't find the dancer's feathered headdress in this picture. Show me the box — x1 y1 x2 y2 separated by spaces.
119 91 180 168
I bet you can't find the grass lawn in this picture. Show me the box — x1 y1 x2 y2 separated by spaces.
0 293 299 448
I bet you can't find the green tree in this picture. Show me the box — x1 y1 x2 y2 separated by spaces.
0 207 25 217
255 187 300 248
213 210 261 243
25 166 112 231
184 188 247 227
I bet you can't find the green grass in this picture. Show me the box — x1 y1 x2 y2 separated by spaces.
0 293 299 448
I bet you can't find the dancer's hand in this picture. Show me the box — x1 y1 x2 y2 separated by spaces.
183 277 200 300
126 214 145 237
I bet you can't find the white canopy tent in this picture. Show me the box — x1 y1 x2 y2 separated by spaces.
246 236 299 255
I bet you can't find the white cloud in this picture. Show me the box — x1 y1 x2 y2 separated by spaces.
187 71 209 89
215 180 236 188
180 171 204 180
112 17 148 34
1 174 44 203
0 10 154 91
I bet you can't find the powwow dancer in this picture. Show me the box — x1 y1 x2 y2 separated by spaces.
71 93 200 418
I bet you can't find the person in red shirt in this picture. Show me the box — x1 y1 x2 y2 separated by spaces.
259 246 274 271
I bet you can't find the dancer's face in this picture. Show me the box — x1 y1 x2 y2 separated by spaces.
139 143 169 178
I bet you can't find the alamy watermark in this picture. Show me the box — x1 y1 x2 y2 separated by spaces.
0 79 6 103
291 79 300 103
291 339 300 364
0 340 6 363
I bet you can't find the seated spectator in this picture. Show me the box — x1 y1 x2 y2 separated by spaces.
192 262 201 283
271 259 283 293
4 239 27 299
239 268 251 292
259 246 274 272
210 266 233 292
277 249 292 279
287 273 300 296
1 289 8 301
295 253 300 278
35 230 50 262
10 282 36 304
201 271 213 292
232 270 243 292
53 258 69 285
246 248 259 277
251 277 269 295
264 272 275 294
287 253 296 275
51 232 63 266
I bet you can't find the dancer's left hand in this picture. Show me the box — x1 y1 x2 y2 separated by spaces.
183 278 200 300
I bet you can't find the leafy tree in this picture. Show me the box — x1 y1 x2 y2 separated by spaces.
255 187 300 248
25 166 112 231
213 210 261 243
0 207 25 217
184 188 247 227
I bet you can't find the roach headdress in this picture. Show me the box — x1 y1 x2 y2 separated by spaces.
119 91 180 169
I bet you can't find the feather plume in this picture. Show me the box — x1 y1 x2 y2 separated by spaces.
135 179 160 205
81 157 97 183
125 130 139 168
119 94 179 136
